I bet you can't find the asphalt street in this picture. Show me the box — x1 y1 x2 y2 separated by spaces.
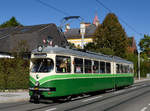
0 80 150 111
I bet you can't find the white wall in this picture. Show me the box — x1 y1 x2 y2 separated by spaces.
0 54 14 58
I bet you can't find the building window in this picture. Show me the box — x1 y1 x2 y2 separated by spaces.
56 56 71 73
74 58 83 73
85 59 92 73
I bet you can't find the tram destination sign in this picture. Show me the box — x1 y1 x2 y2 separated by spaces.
34 53 47 57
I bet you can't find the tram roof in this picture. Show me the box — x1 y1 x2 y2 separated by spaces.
32 46 133 64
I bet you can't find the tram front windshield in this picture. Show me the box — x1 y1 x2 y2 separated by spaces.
31 58 54 73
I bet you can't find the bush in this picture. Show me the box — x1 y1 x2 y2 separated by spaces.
0 58 29 90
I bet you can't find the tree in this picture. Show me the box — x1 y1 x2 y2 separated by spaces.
0 16 22 28
139 34 150 58
94 13 128 58
12 40 30 58
84 43 115 55
68 42 76 49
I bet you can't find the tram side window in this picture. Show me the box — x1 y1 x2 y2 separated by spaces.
85 59 92 73
100 62 105 73
122 65 126 73
56 56 71 73
116 64 120 73
130 67 133 73
125 65 129 73
121 64 123 73
127 66 130 73
93 61 99 73
106 62 111 73
74 58 83 73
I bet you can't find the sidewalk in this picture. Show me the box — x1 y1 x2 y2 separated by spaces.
0 91 29 103
0 78 150 103
134 78 150 83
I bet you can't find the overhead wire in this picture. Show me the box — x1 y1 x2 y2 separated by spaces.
35 0 70 16
96 0 143 36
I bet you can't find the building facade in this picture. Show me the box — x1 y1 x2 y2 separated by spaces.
65 14 100 48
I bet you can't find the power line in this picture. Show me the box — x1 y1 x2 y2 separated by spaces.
35 0 70 16
96 0 143 36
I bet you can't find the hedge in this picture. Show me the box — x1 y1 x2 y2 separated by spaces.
0 58 29 90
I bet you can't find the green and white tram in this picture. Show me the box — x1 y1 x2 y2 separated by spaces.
29 46 134 102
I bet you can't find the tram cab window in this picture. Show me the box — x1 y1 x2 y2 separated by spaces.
85 59 92 73
100 62 105 73
106 62 111 73
56 56 71 73
93 61 99 73
31 58 54 73
74 58 83 73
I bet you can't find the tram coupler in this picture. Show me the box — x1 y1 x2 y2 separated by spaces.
32 90 41 103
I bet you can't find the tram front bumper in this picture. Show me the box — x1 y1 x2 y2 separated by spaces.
29 87 56 98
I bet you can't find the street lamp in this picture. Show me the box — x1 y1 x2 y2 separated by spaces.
80 22 86 49
138 51 141 80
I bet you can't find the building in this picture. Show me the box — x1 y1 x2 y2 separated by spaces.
65 14 138 54
65 14 100 48
0 23 68 58
127 37 138 54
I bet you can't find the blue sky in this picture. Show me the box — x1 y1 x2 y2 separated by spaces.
0 0 150 50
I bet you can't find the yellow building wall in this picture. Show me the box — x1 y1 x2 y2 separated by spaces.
67 38 93 47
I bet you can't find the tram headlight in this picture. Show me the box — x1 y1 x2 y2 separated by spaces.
35 81 40 87
37 45 43 52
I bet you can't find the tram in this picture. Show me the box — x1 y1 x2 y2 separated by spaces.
29 46 134 102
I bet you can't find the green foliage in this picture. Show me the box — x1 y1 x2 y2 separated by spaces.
140 61 150 77
138 34 150 77
84 43 115 55
0 58 29 90
0 16 22 28
139 34 150 58
125 53 138 77
97 48 115 55
94 13 128 58
12 40 30 58
84 42 97 51
68 42 76 49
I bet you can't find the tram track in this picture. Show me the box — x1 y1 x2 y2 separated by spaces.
62 82 150 111
1 82 149 111
103 89 150 111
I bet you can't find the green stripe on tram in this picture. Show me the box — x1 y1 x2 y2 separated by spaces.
29 73 134 86
29 76 36 84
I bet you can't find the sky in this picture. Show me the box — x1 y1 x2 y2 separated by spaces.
0 0 150 50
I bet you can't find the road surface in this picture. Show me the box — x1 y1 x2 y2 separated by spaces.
0 80 150 111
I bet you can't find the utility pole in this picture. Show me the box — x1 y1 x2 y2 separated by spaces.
138 51 141 80
80 22 86 49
